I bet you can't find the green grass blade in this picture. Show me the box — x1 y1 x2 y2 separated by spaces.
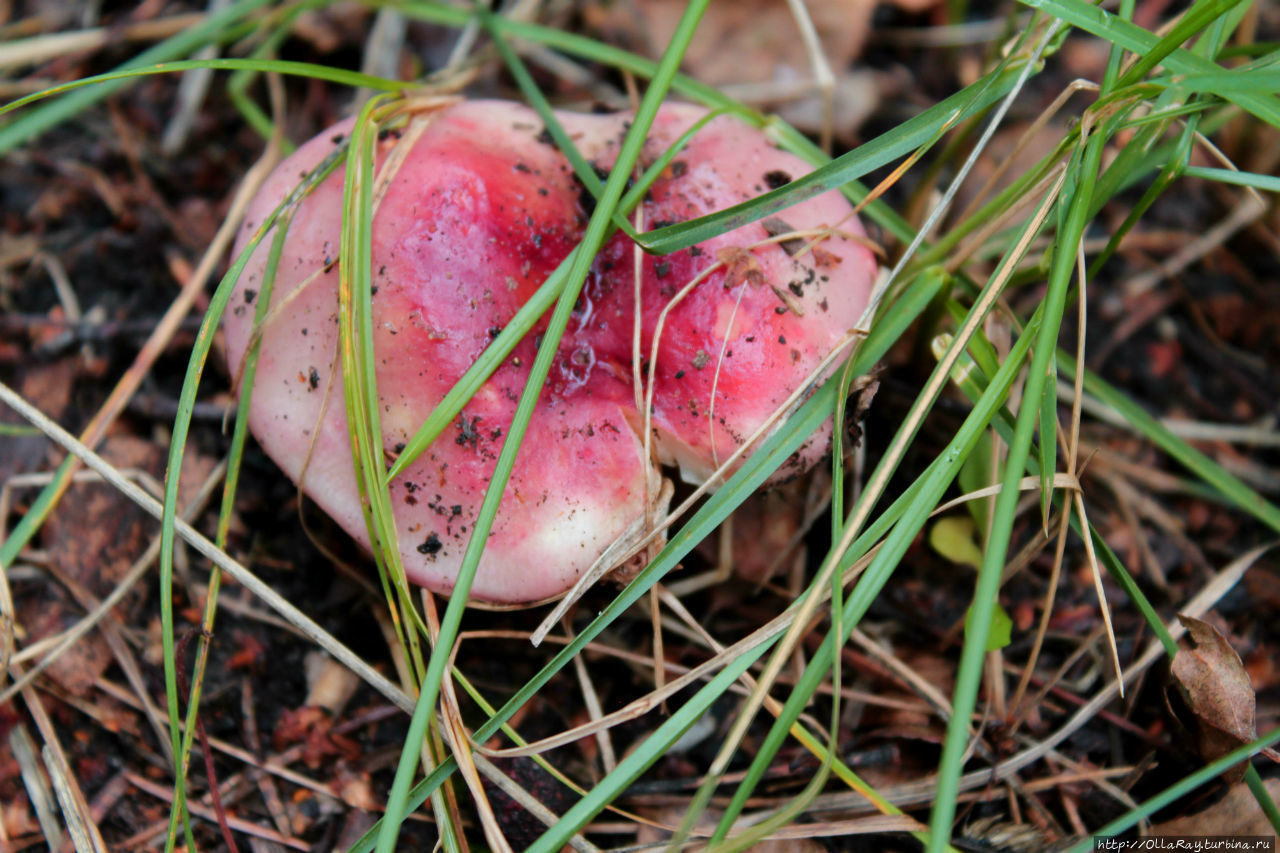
479 6 642 242
0 0 275 153
157 146 347 851
0 57 406 122
1173 69 1280 95
1063 727 1280 850
1245 765 1280 834
638 61 1030 253
927 124 1106 853
1018 0 1280 126
1038 354 1058 527
1182 165 1280 192
1115 0 1251 89
1057 353 1280 534
371 4 711 848
382 111 723 484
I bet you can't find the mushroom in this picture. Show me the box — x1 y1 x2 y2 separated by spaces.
223 99 877 606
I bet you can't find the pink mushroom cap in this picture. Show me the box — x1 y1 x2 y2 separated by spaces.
224 99 876 606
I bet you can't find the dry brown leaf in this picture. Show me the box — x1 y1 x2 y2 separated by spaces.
19 436 217 695
609 0 935 86
1166 614 1258 783
0 358 77 484
587 0 934 139
44 434 162 603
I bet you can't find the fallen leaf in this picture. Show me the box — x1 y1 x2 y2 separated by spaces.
273 706 361 769
0 358 78 485
586 0 934 140
20 435 164 695
929 515 983 570
966 601 1013 652
1166 614 1257 783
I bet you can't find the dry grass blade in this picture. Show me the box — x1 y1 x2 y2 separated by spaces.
43 742 106 853
9 722 62 849
0 14 205 70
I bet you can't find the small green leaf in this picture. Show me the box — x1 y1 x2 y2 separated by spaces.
967 601 1013 652
929 516 985 570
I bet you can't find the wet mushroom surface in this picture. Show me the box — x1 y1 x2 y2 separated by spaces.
223 99 878 605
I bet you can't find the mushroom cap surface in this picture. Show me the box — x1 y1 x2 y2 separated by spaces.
224 99 876 605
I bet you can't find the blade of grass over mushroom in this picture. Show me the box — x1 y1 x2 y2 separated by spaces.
345 252 942 853
383 112 723 485
767 122 916 247
336 96 424 645
335 105 455 842
637 60 1033 254
0 0 274 154
479 6 640 242
372 5 711 848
